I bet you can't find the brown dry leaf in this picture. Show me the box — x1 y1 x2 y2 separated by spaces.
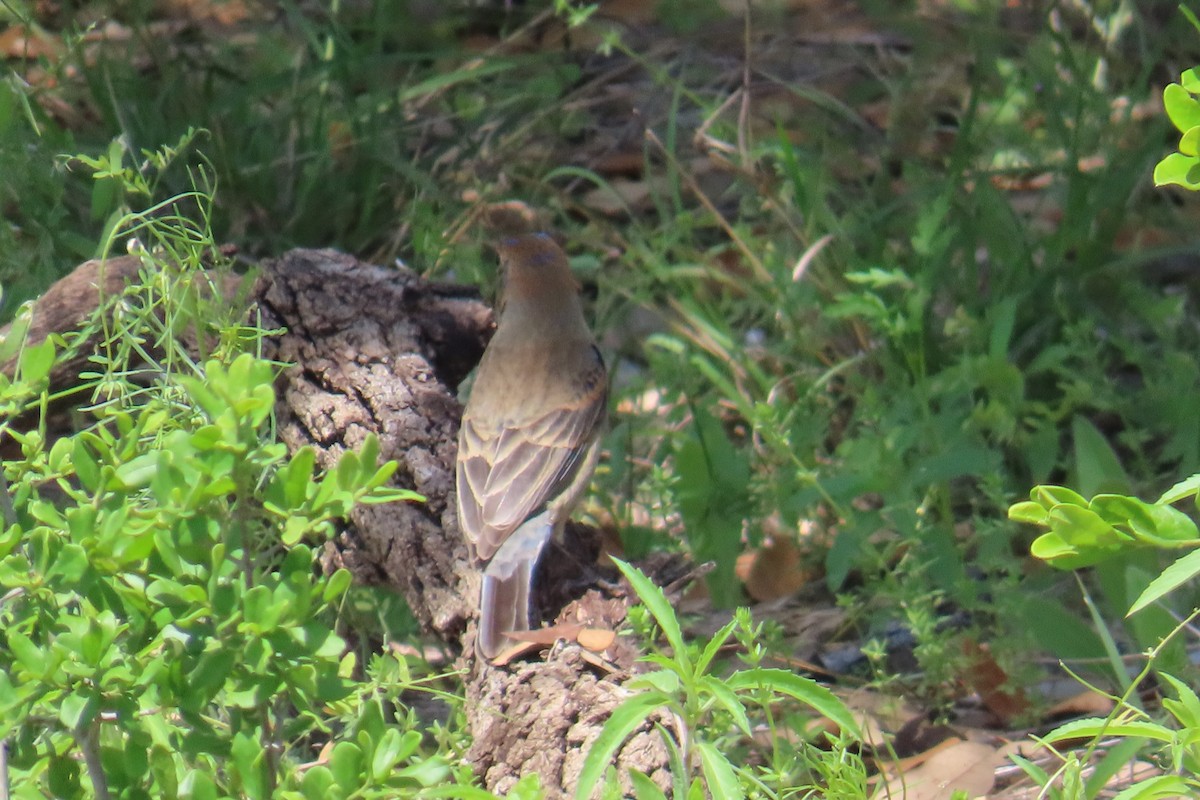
740 537 813 602
892 716 958 759
507 623 584 646
576 627 616 652
490 639 541 666
580 177 653 216
1045 688 1115 719
874 738 1001 800
678 575 711 613
591 150 644 177
595 0 659 26
0 25 60 59
837 688 923 750
959 639 1030 724
159 0 253 26
489 622 616 665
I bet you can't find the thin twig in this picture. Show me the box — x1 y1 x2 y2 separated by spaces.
78 721 110 800
0 471 16 530
1 736 10 800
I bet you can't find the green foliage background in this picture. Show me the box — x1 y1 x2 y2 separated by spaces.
4 0 1200 796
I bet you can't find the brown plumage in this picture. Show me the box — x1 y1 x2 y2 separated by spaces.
456 232 607 659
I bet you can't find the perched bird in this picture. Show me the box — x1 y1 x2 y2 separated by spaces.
455 232 607 660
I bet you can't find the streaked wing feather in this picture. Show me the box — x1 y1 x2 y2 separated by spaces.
458 347 606 562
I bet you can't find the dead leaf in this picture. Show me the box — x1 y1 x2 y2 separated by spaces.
874 738 1000 800
493 622 615 665
837 688 923 750
959 639 1030 724
490 639 540 666
0 25 60 59
739 537 813 602
507 623 584 646
1045 689 1116 719
579 177 652 215
577 627 616 652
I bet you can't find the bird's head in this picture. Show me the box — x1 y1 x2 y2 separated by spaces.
494 233 584 322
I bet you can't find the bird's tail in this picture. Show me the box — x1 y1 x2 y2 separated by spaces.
477 511 554 659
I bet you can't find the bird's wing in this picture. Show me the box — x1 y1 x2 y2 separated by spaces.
457 351 606 562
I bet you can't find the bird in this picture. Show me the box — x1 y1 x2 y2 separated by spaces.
455 231 607 660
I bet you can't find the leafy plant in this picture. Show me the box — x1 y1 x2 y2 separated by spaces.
1008 481 1200 575
1154 8 1200 190
1010 473 1200 796
576 558 862 800
0 133 473 796
0 344 443 798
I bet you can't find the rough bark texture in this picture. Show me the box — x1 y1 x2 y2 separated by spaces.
254 248 491 639
7 248 674 797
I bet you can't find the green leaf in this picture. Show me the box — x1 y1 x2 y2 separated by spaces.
1158 473 1200 505
357 485 423 505
1164 82 1200 132
628 669 680 695
177 374 224 421
179 769 218 800
1153 152 1200 190
330 741 364 791
1029 531 1083 566
1042 717 1174 745
1160 673 1200 729
113 453 159 490
416 786 501 800
1049 503 1129 548
8 630 45 676
1109 775 1196 800
301 766 337 800
48 754 82 799
1072 416 1130 496
323 569 352 603
1090 495 1198 544
1127 548 1200 616
336 449 361 492
700 676 751 737
17 338 55 386
370 728 418 779
695 742 741 800
242 585 283 633
726 668 861 738
285 447 317 508
1008 754 1050 787
1031 485 1087 510
188 424 225 451
612 558 689 672
628 769 667 800
359 435 380 473
1182 126 1200 157
672 408 751 608
73 437 102 493
1007 501 1048 525
575 691 666 800
232 731 268 800
48 543 89 583
694 617 737 679
59 692 96 729
394 756 451 787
